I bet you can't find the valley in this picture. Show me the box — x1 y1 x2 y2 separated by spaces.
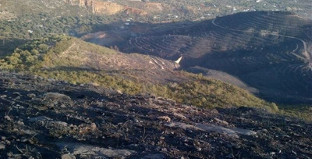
0 1 311 120
0 0 311 122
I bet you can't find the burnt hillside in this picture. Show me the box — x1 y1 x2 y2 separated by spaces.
0 71 311 158
119 11 312 104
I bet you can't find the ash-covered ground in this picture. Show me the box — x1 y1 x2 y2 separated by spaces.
0 72 311 159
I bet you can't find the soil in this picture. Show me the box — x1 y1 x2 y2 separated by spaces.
0 71 311 159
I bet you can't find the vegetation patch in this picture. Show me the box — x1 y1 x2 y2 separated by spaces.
279 105 312 122
0 35 278 113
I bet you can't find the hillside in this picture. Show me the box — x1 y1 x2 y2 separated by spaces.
117 11 312 105
66 0 164 15
0 36 278 110
0 0 311 45
67 0 312 20
1 0 311 26
0 71 311 158
0 1 312 158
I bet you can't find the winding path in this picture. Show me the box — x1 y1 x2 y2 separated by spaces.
212 18 312 66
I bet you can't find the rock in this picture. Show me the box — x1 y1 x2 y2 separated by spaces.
27 93 36 98
17 120 24 125
57 143 135 158
134 118 140 123
7 152 12 157
166 122 256 138
90 123 97 131
12 92 21 97
21 138 28 143
4 115 12 121
116 90 123 94
158 116 171 122
61 154 76 159
214 118 229 126
210 109 219 114
43 92 73 107
161 148 167 152
196 147 202 151
291 150 297 155
0 143 5 150
5 140 11 145
173 113 187 120
29 116 53 126
261 129 268 133
47 78 55 82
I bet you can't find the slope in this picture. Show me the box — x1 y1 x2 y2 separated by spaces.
0 35 277 110
0 71 311 158
120 11 312 104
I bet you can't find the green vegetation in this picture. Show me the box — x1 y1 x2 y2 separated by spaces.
0 0 310 42
33 69 277 111
0 36 278 112
0 13 115 39
0 0 120 46
164 76 276 109
0 36 71 70
279 105 312 122
35 70 143 95
115 0 312 21
0 35 117 69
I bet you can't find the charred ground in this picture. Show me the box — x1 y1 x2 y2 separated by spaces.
0 71 311 159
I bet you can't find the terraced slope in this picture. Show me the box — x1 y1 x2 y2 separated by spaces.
121 11 312 104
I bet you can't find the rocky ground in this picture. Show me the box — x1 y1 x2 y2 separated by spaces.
0 71 311 159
